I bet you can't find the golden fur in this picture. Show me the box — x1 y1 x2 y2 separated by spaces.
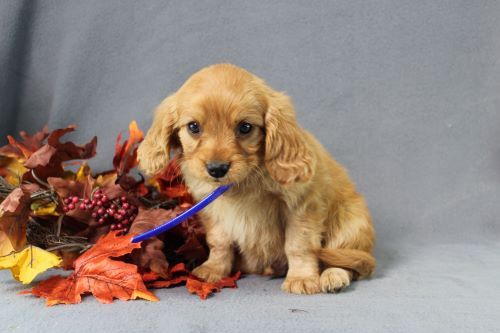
137 64 376 294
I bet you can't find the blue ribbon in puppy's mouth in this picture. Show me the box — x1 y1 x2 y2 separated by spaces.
131 183 233 243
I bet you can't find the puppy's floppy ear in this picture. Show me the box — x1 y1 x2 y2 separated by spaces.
137 94 179 176
264 91 315 185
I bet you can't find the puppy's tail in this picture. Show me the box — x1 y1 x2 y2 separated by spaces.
315 248 376 279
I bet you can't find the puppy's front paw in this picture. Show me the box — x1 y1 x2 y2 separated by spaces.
281 275 321 295
192 264 226 283
320 267 351 293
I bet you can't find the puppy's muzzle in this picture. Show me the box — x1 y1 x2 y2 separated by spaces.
207 161 230 178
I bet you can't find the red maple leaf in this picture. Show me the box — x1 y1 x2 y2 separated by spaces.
186 271 241 300
145 262 241 300
24 125 97 181
23 232 158 306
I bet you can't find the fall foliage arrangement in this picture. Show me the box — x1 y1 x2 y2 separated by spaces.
0 122 240 306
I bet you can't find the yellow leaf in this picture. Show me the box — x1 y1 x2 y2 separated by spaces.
0 246 62 284
131 290 160 302
0 231 14 256
76 162 92 182
0 157 27 186
31 202 59 216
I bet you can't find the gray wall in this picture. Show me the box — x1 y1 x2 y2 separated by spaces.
1 0 499 246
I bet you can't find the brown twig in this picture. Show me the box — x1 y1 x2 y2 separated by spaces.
56 214 64 237
26 218 92 253
46 243 92 253
30 169 50 188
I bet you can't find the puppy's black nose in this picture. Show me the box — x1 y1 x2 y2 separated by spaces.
207 161 230 178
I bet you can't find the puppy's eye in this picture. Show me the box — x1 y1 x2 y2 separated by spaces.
187 121 201 134
237 122 253 136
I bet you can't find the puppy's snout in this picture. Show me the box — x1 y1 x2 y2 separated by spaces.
207 161 230 178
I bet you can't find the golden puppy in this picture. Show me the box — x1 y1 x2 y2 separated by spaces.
137 64 375 294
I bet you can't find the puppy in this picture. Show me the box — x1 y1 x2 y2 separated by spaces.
137 64 375 294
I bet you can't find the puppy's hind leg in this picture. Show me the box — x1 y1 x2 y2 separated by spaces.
319 195 376 293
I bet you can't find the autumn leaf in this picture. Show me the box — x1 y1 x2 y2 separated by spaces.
131 237 170 278
95 172 127 200
24 232 158 306
31 201 59 216
0 246 61 284
0 230 14 256
113 121 144 176
175 232 207 262
75 232 140 267
75 162 92 182
24 125 97 181
1 121 242 304
154 157 193 202
146 262 241 300
0 157 27 185
129 207 181 235
146 262 189 288
48 175 95 201
0 126 49 160
45 125 97 162
47 175 96 223
129 204 208 270
186 271 241 300
129 207 182 277
0 183 39 250
185 279 220 299
116 173 149 197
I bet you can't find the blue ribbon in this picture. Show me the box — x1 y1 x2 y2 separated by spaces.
131 183 233 243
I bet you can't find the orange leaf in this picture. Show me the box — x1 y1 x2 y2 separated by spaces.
216 271 242 288
145 262 241 300
162 184 190 199
24 232 158 306
153 158 193 203
141 271 161 282
150 275 188 289
113 121 144 176
185 271 241 300
75 232 140 268
185 279 220 300
170 262 189 274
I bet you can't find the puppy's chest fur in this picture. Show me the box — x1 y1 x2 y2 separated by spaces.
202 189 288 274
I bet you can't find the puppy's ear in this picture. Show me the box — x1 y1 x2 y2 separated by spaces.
264 91 315 185
137 94 179 176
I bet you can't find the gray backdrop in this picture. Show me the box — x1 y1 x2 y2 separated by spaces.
1 1 499 332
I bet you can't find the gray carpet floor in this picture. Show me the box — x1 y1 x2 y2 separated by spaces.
1 241 498 333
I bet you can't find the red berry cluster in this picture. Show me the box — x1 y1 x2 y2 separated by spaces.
62 188 138 234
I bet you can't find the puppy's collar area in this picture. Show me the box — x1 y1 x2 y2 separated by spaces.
131 183 233 243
